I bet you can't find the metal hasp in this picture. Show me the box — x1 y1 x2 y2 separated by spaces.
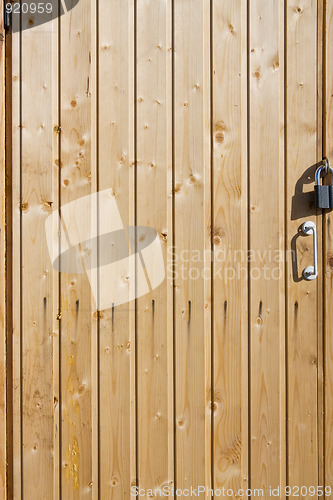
301 221 318 281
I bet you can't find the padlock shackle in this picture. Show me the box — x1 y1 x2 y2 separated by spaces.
314 158 333 209
316 158 332 183
316 165 324 185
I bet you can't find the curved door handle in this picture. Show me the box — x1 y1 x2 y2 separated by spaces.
301 221 318 280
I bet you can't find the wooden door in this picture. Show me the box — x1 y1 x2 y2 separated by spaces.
1 0 333 498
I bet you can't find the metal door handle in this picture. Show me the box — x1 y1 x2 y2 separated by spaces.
301 221 318 280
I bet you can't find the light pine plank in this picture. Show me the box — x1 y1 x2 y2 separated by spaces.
136 0 173 493
212 0 248 493
52 8 60 500
249 0 286 492
60 0 97 496
98 0 135 498
286 0 320 488
19 10 59 498
174 0 212 495
11 17 22 500
90 6 98 500
317 0 324 489
0 5 6 498
325 0 333 488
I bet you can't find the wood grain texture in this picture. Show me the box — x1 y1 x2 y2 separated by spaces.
136 0 173 493
98 0 135 497
60 0 97 496
19 8 59 498
249 0 286 491
325 0 333 489
0 4 6 497
6 2 333 496
11 14 22 500
52 9 60 500
173 0 211 495
212 0 248 493
286 0 320 489
317 0 324 489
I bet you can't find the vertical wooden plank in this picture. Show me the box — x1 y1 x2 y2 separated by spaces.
89 2 97 500
212 0 248 493
52 7 60 499
136 0 173 493
286 0 320 489
0 4 6 497
11 9 21 500
60 0 97 496
19 7 59 498
317 0 324 490
174 0 211 495
5 9 13 499
324 0 333 489
98 0 135 497
90 5 98 499
249 0 286 492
